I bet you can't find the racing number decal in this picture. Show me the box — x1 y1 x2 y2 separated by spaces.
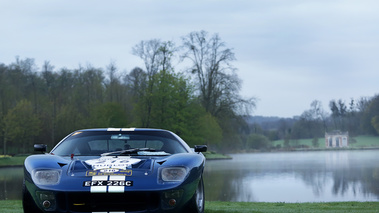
84 175 133 193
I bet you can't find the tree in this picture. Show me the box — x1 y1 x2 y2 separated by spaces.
72 66 105 118
132 39 178 127
132 39 163 77
90 102 128 128
310 100 328 131
41 61 58 148
55 105 86 140
329 99 348 130
105 61 119 103
125 67 147 99
361 95 379 135
345 98 363 135
284 135 290 148
124 67 147 124
312 137 320 148
181 30 254 118
149 70 181 129
134 69 194 130
292 100 327 139
197 113 222 146
181 31 255 150
372 116 379 134
246 134 271 150
0 64 9 149
3 100 40 154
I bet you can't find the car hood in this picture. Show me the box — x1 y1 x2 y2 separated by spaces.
68 156 157 177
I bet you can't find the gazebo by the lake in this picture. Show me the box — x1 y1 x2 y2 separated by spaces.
325 131 349 148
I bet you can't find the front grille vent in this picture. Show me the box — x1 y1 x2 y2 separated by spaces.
57 192 160 212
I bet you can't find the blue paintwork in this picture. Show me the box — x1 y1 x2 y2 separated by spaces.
23 128 206 213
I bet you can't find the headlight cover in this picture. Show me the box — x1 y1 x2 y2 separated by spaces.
160 167 188 182
32 170 62 185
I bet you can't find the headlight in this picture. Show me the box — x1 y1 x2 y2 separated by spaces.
32 170 62 185
161 167 187 182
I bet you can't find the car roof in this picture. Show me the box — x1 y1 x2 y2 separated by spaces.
74 128 170 132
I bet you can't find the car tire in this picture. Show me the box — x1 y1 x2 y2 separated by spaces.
22 182 43 213
185 177 205 213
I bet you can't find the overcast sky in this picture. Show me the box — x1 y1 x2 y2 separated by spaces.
1 0 378 118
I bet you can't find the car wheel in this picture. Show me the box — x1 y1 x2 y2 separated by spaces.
22 182 43 213
186 177 205 213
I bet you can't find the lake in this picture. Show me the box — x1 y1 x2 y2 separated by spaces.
203 150 379 202
0 166 23 200
1 150 379 202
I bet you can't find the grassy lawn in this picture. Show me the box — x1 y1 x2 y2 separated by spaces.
204 151 232 160
0 155 26 167
349 135 379 148
0 200 23 213
1 200 379 213
206 201 379 213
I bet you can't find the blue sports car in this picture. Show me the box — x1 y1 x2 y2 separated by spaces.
23 128 207 213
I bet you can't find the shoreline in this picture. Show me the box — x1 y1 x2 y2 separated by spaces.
0 153 233 168
2 148 379 167
230 146 379 153
1 200 379 213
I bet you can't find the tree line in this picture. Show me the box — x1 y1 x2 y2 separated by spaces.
246 97 379 150
0 31 255 155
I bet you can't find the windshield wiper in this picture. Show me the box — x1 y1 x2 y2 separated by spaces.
101 148 157 156
120 148 156 155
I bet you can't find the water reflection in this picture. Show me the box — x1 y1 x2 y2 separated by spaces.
203 150 379 202
0 167 23 200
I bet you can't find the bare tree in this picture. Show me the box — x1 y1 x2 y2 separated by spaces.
105 61 119 102
41 61 57 147
310 100 328 131
181 31 254 118
132 39 177 126
132 39 162 77
125 67 147 98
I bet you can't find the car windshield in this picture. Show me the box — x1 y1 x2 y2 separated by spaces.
51 131 188 156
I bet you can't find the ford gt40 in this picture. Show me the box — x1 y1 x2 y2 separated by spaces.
23 128 207 213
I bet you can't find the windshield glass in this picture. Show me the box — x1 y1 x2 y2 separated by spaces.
51 131 188 156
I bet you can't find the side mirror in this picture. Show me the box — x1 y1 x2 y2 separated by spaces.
34 144 47 153
194 145 207 153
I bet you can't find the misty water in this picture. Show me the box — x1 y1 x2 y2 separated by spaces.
1 150 379 202
203 150 379 202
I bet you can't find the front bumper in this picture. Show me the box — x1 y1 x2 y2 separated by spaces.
56 191 161 212
29 186 194 213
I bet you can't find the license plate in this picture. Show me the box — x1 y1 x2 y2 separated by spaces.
83 180 133 187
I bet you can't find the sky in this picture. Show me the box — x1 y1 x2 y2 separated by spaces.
1 0 378 118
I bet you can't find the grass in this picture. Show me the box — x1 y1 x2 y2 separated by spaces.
205 201 379 213
203 151 232 160
349 135 379 148
0 200 23 213
0 155 26 167
1 200 379 213
272 135 379 149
